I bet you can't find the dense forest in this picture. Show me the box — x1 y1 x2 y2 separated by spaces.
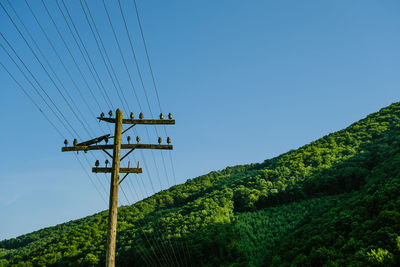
1 102 400 266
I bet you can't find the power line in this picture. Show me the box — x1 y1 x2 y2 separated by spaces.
80 0 167 197
119 186 162 267
40 0 114 136
102 0 143 113
0 61 64 139
0 59 108 206
1 2 110 206
4 0 96 138
74 0 130 113
2 1 184 264
131 1 189 264
131 0 179 186
75 153 108 206
0 2 92 139
43 0 114 111
23 0 105 131
0 33 77 138
133 0 163 114
116 0 172 193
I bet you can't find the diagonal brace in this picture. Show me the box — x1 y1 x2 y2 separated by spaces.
121 148 134 162
121 124 135 135
119 173 129 184
103 149 112 158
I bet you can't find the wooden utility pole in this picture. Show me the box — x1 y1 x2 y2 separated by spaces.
61 109 175 267
106 108 122 267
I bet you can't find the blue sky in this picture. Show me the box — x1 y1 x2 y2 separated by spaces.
1 0 399 240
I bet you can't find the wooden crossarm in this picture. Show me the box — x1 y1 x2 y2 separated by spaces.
92 167 142 173
62 144 173 152
98 117 175 125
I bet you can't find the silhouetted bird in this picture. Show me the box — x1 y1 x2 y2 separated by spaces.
95 160 99 167
130 112 134 119
139 112 144 119
108 110 113 117
158 137 162 144
136 136 140 143
167 137 171 144
64 139 68 147
73 139 77 146
168 113 172 120
160 113 164 120
127 136 131 144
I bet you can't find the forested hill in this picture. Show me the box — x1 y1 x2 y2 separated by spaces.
1 103 400 266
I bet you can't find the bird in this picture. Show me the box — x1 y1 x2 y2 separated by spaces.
167 137 171 144
160 113 164 120
108 110 113 117
64 139 68 147
130 112 134 119
136 136 140 143
139 112 144 119
127 136 131 144
168 113 172 120
95 160 99 167
73 139 77 146
158 137 162 144
105 159 109 167
100 112 104 119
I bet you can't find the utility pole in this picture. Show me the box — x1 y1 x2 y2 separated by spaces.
61 108 175 267
106 108 122 266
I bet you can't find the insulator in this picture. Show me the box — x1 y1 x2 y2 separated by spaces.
168 113 172 120
158 137 162 144
100 112 104 119
167 137 171 144
160 113 164 120
130 112 134 119
84 149 88 154
108 110 113 117
64 139 68 146
105 159 109 166
105 136 109 144
73 139 77 146
127 136 131 144
95 160 99 167
136 136 140 143
139 112 144 119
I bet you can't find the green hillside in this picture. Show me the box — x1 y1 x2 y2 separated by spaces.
1 103 400 266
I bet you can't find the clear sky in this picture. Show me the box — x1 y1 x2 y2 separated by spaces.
0 0 399 240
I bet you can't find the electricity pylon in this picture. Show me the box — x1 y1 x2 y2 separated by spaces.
61 109 175 267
